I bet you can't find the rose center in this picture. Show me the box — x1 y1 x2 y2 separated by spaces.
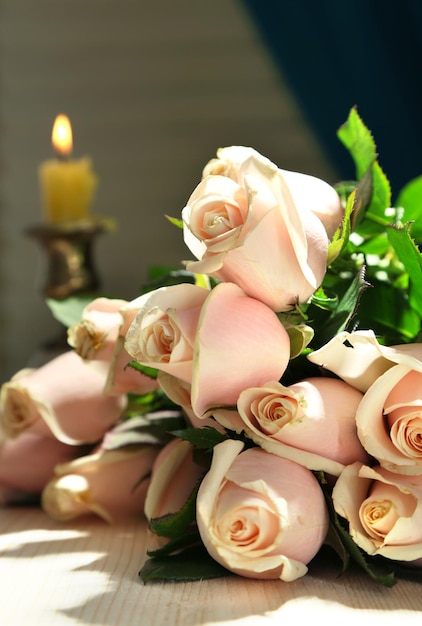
359 498 399 541
226 510 260 546
193 198 246 241
142 316 180 363
253 393 300 435
389 413 422 458
215 487 280 553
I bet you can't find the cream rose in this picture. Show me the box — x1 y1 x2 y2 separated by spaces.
307 332 422 474
307 330 422 392
356 364 422 474
202 145 344 238
182 149 329 312
333 462 422 563
213 378 368 476
196 439 328 581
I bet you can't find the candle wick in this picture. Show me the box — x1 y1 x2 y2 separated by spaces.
54 150 71 162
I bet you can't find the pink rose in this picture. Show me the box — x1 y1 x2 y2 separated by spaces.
182 149 329 312
191 282 290 418
125 282 290 419
356 365 422 474
213 378 368 476
202 145 344 238
104 295 161 396
333 462 422 563
144 438 205 524
41 443 160 522
68 296 158 396
67 296 128 361
0 433 85 504
0 351 127 445
124 283 210 384
196 440 328 581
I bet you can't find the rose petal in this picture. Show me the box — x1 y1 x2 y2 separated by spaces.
191 283 290 417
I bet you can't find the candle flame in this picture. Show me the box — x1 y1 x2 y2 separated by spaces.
52 114 73 157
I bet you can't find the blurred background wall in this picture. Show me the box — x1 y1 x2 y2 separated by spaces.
243 0 422 195
0 0 339 383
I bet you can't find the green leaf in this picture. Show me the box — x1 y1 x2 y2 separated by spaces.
337 107 377 179
357 278 421 342
310 287 339 311
139 545 230 583
337 107 391 220
333 518 395 587
127 360 159 379
395 175 422 241
146 530 201 557
284 323 314 359
387 223 422 317
102 411 186 449
366 161 392 222
141 268 197 294
149 478 202 538
171 426 228 450
165 215 184 229
194 273 212 290
46 295 96 327
314 268 370 347
327 188 357 265
323 522 350 574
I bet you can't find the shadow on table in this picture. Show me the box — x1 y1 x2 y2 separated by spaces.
3 508 422 625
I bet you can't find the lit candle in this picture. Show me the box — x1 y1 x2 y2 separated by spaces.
38 114 98 223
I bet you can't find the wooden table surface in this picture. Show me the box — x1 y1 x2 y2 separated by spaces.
0 506 421 626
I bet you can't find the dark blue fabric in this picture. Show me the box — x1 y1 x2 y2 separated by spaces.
242 0 422 196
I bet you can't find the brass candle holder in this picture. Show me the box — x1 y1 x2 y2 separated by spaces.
26 219 113 300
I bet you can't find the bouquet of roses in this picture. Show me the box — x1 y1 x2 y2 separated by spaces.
1 107 422 586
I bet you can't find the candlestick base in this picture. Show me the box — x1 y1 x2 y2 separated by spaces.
26 219 111 300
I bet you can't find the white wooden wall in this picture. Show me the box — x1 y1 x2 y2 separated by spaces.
0 0 335 382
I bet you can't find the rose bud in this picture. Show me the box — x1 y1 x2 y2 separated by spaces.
333 462 422 564
0 433 86 505
213 377 369 476
41 443 160 523
183 149 330 311
144 438 205 524
196 440 328 581
124 283 210 384
68 296 158 397
0 350 127 445
67 296 128 361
